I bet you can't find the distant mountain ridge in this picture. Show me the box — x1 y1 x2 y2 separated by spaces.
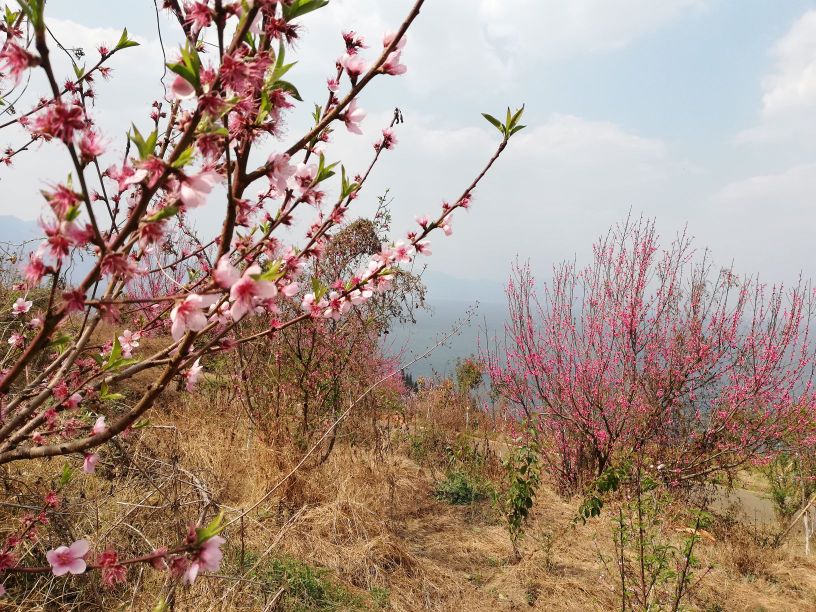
0 216 38 246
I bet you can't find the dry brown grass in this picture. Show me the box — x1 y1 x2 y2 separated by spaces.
5 385 816 611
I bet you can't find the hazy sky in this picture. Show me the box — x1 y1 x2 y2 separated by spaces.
3 0 816 296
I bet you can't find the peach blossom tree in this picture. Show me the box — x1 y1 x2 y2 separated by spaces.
0 0 522 592
488 217 816 495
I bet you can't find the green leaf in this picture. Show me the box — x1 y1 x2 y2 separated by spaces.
65 205 81 222
195 511 225 544
17 0 44 30
340 166 359 199
48 333 73 353
315 153 338 183
4 7 18 26
146 205 180 222
281 0 329 21
270 41 297 82
166 42 202 91
115 28 140 51
274 80 302 102
256 260 284 282
99 383 125 402
481 113 503 134
311 277 327 301
166 63 197 88
102 336 139 373
171 146 195 169
509 104 525 129
152 598 170 612
105 335 123 369
59 463 73 487
129 124 158 159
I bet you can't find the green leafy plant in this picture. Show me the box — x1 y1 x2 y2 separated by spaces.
262 555 362 611
595 466 713 611
498 436 541 557
434 469 489 505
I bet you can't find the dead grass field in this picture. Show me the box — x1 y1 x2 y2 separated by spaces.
4 388 816 611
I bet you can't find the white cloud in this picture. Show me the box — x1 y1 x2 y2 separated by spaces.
704 163 816 282
738 10 816 145
714 162 816 206
761 10 816 118
478 0 704 61
293 0 704 105
337 112 676 281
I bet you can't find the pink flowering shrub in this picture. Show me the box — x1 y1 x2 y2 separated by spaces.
488 217 816 494
223 208 421 457
0 0 521 593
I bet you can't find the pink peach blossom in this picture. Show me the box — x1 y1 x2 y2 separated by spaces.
46 540 90 576
83 453 99 474
11 297 32 316
342 99 365 135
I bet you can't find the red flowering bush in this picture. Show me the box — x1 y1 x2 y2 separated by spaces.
489 217 816 495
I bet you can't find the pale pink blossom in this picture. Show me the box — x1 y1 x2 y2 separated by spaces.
349 288 373 305
0 42 34 85
378 128 397 151
292 163 317 193
185 358 203 392
342 99 365 135
183 535 225 585
171 74 196 99
440 216 453 236
229 265 277 321
83 453 99 474
170 294 217 340
327 77 339 92
78 131 105 161
213 257 240 289
209 301 231 326
91 416 107 435
179 170 219 209
392 240 414 263
11 297 32 316
280 282 300 298
340 53 366 80
33 103 85 142
7 333 23 348
323 291 351 320
266 153 295 193
415 240 432 255
120 166 148 189
382 51 407 76
65 393 83 409
118 329 140 357
301 293 326 317
46 540 90 576
383 31 407 51
185 1 214 35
